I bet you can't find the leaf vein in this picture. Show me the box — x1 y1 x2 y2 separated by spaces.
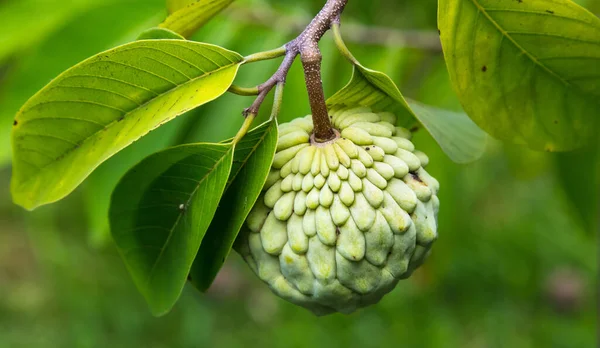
469 0 571 87
142 55 192 81
51 85 142 106
144 147 232 287
484 8 599 27
65 74 160 96
89 60 179 87
22 99 127 114
19 116 106 128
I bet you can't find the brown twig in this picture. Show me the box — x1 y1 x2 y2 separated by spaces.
243 0 349 142
243 52 296 117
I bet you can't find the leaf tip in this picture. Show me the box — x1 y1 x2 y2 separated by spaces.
149 303 173 318
10 184 37 211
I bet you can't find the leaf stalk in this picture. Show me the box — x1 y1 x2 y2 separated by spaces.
243 46 287 64
332 23 359 65
233 113 256 144
228 85 260 96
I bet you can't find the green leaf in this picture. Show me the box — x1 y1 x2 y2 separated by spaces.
11 40 242 210
327 64 488 163
0 0 166 169
137 27 186 40
84 117 187 247
77 10 242 247
110 143 234 316
438 0 600 151
406 100 488 164
160 0 235 38
189 118 278 291
328 64 415 125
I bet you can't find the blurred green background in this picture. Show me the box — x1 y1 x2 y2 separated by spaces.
0 0 598 347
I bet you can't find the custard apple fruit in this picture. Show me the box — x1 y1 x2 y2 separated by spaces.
234 106 439 315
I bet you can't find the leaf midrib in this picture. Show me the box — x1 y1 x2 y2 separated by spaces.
468 0 600 100
484 7 596 26
16 62 239 187
145 145 233 288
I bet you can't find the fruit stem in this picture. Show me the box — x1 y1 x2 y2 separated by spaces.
293 0 348 142
301 51 335 142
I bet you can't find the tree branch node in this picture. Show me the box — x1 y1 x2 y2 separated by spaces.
243 0 348 142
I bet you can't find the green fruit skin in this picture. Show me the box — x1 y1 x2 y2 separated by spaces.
235 107 439 315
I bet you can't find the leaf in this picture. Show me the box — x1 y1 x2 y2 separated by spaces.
81 16 261 247
110 143 234 316
406 100 488 164
328 64 415 125
0 0 167 169
167 0 198 14
179 25 289 142
11 40 243 210
327 64 488 163
137 27 186 40
84 117 187 247
438 0 600 151
189 118 278 291
160 0 235 38
85 28 187 246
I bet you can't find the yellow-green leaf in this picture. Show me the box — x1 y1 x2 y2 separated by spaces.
438 0 600 151
0 0 166 169
137 27 186 40
11 40 242 210
167 0 197 14
161 0 234 38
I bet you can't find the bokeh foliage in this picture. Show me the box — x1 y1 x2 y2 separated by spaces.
0 0 597 347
